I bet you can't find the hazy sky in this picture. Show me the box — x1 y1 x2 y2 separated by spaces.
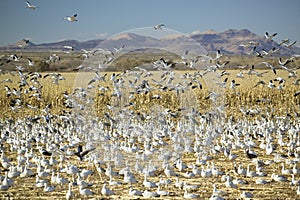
0 0 299 46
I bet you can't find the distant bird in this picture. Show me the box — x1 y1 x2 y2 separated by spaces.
292 79 300 85
259 62 276 74
64 14 78 22
113 45 125 53
268 80 275 89
63 45 74 52
154 24 165 30
215 49 223 61
101 183 115 196
28 58 34 66
18 39 30 48
283 40 297 48
245 149 257 159
294 91 300 97
265 32 277 41
279 39 290 46
230 80 240 90
279 57 294 67
25 1 36 10
74 145 96 161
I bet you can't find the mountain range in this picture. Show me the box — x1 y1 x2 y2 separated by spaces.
1 29 299 55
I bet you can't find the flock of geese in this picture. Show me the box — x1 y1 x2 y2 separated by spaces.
0 1 300 199
1 32 300 199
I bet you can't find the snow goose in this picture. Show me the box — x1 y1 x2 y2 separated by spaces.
8 166 21 178
44 182 55 192
183 182 199 191
64 14 78 22
293 163 300 175
20 165 34 178
297 185 300 195
108 175 122 186
2 172 13 188
77 175 92 188
143 190 159 198
156 184 170 196
225 176 237 188
212 184 226 196
154 24 165 30
80 168 93 179
164 164 177 177
240 191 253 199
259 62 277 74
35 175 47 188
0 184 9 191
281 163 292 175
56 172 69 185
271 173 288 182
123 171 137 184
265 32 277 41
201 166 212 178
290 174 300 186
129 186 143 196
210 195 225 200
246 164 257 178
175 177 184 189
283 40 297 48
79 186 94 197
255 178 269 185
143 174 157 188
237 163 247 176
66 182 73 200
183 187 200 199
101 183 115 196
25 1 36 10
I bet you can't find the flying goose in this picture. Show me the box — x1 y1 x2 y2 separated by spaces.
64 14 78 22
74 145 96 161
25 1 36 10
154 23 165 30
283 40 297 48
258 62 276 74
265 32 277 41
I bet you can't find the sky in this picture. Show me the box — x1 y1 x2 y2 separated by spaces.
0 0 299 46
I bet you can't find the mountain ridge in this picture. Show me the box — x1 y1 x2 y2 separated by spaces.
1 29 299 55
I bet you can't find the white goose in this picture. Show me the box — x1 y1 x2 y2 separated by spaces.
281 163 292 175
265 32 277 41
154 23 165 30
64 14 78 22
101 183 115 196
25 1 36 10
43 182 55 192
66 182 73 200
143 174 157 188
183 187 200 199
79 186 94 197
129 186 143 196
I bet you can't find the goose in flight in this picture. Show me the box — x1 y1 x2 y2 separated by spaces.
154 24 165 30
25 1 36 10
28 58 34 66
64 14 78 22
258 62 276 74
283 40 297 48
265 32 277 41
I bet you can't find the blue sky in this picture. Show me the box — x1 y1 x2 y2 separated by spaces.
0 0 299 46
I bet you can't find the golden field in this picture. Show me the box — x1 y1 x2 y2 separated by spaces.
0 67 300 199
0 52 300 199
1 69 299 119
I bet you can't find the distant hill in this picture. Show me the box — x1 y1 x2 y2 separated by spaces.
1 29 299 55
190 29 300 55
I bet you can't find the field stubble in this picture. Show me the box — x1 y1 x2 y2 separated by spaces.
0 68 300 199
